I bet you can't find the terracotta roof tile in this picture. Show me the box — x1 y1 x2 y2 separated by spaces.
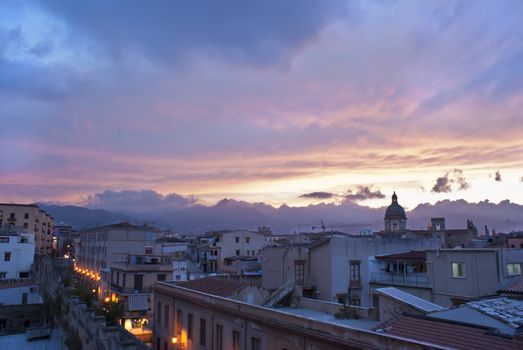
387 315 523 350
498 275 523 295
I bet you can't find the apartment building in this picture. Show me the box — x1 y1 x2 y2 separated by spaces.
262 235 442 307
99 253 173 342
0 229 41 306
0 230 35 280
427 248 523 307
75 222 160 280
0 203 54 256
207 230 268 272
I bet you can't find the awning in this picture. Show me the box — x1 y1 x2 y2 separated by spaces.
128 294 149 311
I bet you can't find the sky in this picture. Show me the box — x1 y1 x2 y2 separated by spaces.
1 0 523 210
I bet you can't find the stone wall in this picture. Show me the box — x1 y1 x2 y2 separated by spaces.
68 297 149 350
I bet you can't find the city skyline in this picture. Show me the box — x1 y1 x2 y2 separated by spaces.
1 1 523 209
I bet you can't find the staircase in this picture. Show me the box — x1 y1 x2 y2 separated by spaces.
264 278 295 308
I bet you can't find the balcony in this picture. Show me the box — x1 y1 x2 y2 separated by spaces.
370 272 430 288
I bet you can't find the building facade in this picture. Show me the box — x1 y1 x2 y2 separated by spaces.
427 248 523 307
75 222 160 280
0 203 54 256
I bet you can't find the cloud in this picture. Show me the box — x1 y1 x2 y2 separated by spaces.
431 169 469 193
84 189 198 214
451 169 469 190
495 170 502 182
431 174 452 193
38 0 349 66
344 186 385 202
299 191 336 199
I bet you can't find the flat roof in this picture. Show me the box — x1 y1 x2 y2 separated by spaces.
276 306 379 331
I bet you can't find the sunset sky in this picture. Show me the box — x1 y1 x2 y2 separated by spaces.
1 1 522 210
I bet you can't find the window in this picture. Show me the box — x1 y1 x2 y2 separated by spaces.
251 337 261 350
19 272 29 278
246 237 250 244
235 236 240 243
350 295 361 306
157 302 162 325
372 294 380 309
200 318 206 346
22 293 28 305
164 305 169 328
176 310 182 334
24 213 29 219
0 273 5 279
294 261 304 285
188 313 193 340
235 249 240 256
0 237 8 243
451 262 466 278
23 223 28 228
233 330 241 350
4 252 11 262
144 246 153 254
507 263 522 276
157 274 166 281
134 274 143 292
20 236 28 243
216 324 223 350
350 261 360 281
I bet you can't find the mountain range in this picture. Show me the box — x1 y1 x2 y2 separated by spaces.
39 198 523 235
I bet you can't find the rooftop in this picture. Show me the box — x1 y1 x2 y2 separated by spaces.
168 277 253 297
386 314 522 350
498 275 523 295
0 328 67 350
276 306 379 331
467 298 523 329
376 287 446 313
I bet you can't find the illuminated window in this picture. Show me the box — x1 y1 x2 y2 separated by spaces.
451 262 465 278
507 263 522 276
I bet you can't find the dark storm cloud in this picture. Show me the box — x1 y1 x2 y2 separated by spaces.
495 170 502 182
431 169 469 193
38 0 349 65
431 174 451 193
452 169 469 190
344 186 385 201
299 191 336 199
85 189 198 213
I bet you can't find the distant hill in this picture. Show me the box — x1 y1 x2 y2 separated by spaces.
38 204 133 229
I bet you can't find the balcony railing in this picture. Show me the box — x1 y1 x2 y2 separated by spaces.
370 272 430 288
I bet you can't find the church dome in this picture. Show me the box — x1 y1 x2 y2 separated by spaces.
385 192 406 219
